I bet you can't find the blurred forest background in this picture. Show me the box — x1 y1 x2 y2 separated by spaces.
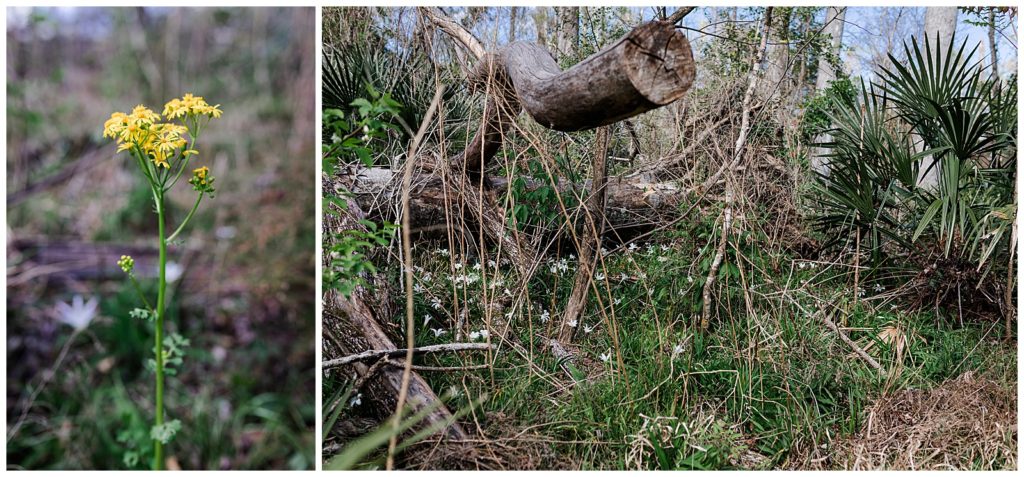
324 6 1017 470
7 7 315 470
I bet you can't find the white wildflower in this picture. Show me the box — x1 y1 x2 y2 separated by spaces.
431 297 442 310
423 314 433 327
349 393 363 407
165 261 184 282
567 319 578 328
55 295 99 331
539 310 550 323
599 351 611 362
595 272 605 281
431 328 447 337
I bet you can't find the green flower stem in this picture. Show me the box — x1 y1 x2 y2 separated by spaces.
166 119 203 190
128 275 154 312
153 191 167 471
166 192 205 243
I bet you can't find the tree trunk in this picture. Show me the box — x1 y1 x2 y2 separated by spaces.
493 20 696 132
531 7 548 46
988 8 999 80
923 7 958 46
556 7 579 58
918 7 958 189
762 7 792 103
508 6 518 42
815 7 846 92
812 6 847 176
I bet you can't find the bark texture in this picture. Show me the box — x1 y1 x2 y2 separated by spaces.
923 7 958 47
337 166 685 240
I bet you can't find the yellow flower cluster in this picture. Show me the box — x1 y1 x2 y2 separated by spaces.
103 94 220 169
193 166 210 185
117 255 135 273
162 93 223 119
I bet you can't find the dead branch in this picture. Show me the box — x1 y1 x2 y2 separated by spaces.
323 342 494 369
559 126 610 342
700 7 772 329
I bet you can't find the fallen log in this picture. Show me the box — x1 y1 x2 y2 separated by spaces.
434 16 695 172
337 166 685 240
322 175 466 440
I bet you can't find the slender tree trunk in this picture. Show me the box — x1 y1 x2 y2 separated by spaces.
812 6 847 176
509 6 518 42
988 8 999 80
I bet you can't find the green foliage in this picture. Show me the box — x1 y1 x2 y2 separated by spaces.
322 85 402 172
130 308 155 322
506 159 578 232
812 34 1016 275
321 44 470 147
150 420 182 445
147 333 190 377
322 87 400 299
324 216 397 298
800 75 857 142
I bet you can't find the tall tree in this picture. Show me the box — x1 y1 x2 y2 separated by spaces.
532 7 548 46
988 8 999 79
509 6 518 42
923 7 958 45
556 7 579 58
763 7 793 102
815 7 846 91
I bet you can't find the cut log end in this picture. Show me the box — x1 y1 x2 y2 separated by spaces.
624 21 696 105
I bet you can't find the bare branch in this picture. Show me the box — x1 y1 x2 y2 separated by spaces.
420 7 486 60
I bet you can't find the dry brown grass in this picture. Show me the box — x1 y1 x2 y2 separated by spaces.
832 371 1017 470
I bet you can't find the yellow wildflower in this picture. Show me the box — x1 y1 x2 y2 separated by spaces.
163 93 222 119
117 255 135 273
193 166 210 184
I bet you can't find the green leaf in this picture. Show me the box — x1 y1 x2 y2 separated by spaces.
150 420 182 445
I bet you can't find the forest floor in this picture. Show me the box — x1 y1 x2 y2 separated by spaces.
338 231 1016 470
